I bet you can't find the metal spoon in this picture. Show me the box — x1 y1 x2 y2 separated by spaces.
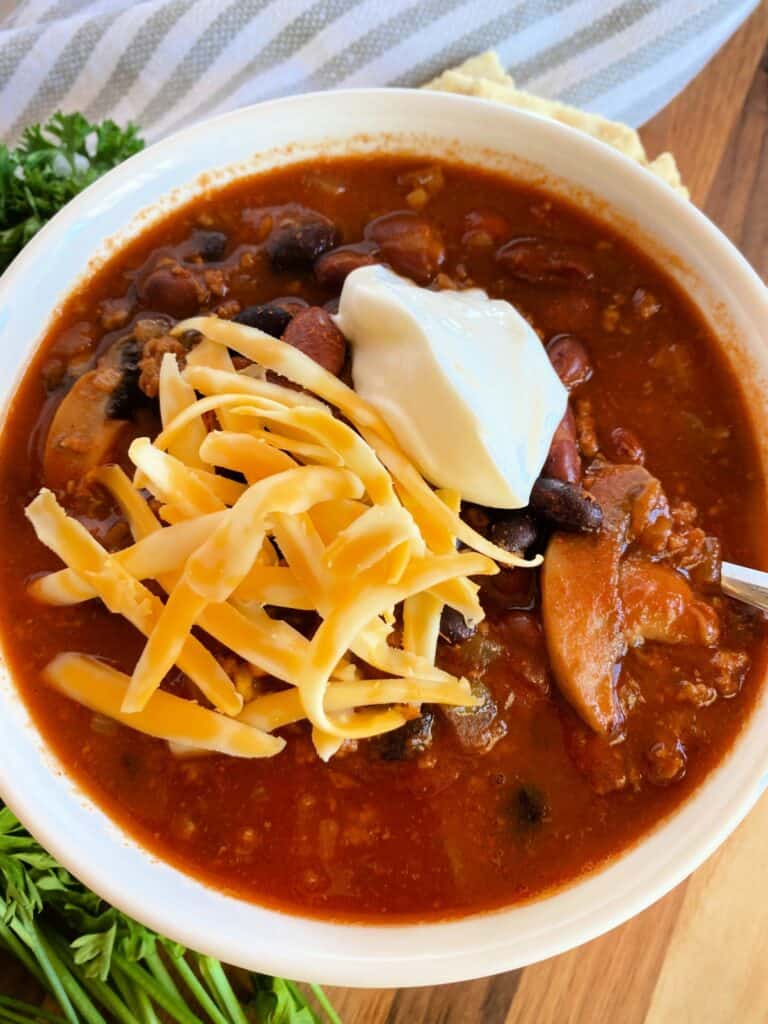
721 562 768 614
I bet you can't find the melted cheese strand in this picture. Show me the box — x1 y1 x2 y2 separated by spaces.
26 491 241 716
126 467 363 711
183 363 326 410
129 438 226 516
300 552 491 736
45 654 282 757
240 677 475 731
158 353 207 468
175 316 395 437
91 465 160 540
404 487 460 661
199 431 296 483
175 317 537 568
324 504 421 577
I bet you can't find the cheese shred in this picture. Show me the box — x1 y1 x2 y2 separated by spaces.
25 321 531 761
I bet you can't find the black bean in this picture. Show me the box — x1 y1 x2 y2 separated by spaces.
440 606 477 645
515 784 549 831
461 502 492 536
373 709 435 761
265 208 339 272
530 477 603 532
490 513 539 555
233 303 293 337
192 229 228 262
105 338 143 419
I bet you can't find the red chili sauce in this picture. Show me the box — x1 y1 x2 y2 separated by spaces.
0 156 764 920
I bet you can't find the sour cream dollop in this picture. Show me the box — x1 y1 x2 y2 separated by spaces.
335 264 567 508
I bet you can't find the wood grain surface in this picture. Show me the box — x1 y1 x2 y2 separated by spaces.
1 5 767 1022
328 5 768 1022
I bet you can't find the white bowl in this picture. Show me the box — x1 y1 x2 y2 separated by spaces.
0 89 767 988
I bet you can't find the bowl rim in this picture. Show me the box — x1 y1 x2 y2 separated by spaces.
0 86 767 988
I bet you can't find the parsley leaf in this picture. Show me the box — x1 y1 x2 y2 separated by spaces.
0 111 144 272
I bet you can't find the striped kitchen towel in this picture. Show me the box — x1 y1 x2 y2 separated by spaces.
0 0 759 143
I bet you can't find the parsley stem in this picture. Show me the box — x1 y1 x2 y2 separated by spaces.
309 984 343 1024
112 957 204 1024
144 949 184 1005
134 986 161 1024
41 930 111 1024
171 956 230 1024
0 995 66 1024
196 958 248 1024
10 919 79 1024
0 924 47 988
112 964 144 1019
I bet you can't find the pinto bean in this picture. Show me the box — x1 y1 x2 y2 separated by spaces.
265 206 339 271
365 211 445 284
543 406 581 483
496 237 595 285
546 334 593 391
138 262 204 318
490 513 539 555
530 477 603 533
282 307 347 376
314 242 380 289
233 303 293 337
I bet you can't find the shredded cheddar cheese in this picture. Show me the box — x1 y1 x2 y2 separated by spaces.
25 319 538 761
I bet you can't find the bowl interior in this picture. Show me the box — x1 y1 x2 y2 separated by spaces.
0 89 767 987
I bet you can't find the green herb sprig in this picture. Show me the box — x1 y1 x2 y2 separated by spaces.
0 112 145 272
0 806 340 1024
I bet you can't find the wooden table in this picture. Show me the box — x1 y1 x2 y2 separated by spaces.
330 6 768 1022
1 7 766 1023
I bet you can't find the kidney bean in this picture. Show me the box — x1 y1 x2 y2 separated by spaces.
282 306 347 376
138 262 204 318
490 513 539 555
496 237 595 285
314 242 380 289
530 477 603 533
233 303 293 337
365 211 445 284
607 426 646 465
543 406 582 483
265 206 339 271
439 606 478 645
272 295 310 317
546 334 593 392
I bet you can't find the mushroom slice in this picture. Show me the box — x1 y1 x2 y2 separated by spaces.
541 464 652 736
620 557 719 647
43 367 131 491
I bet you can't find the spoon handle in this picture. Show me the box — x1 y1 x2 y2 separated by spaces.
721 561 768 614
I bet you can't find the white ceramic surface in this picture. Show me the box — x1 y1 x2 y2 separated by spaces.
0 90 767 988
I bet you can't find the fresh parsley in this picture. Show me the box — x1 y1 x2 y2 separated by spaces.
0 112 145 272
0 805 340 1023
